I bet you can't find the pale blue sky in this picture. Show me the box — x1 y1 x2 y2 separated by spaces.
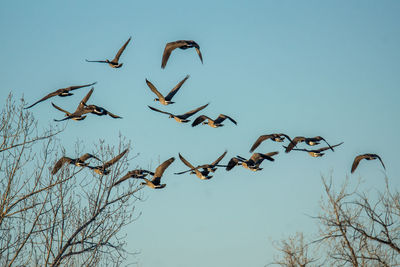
1 1 400 266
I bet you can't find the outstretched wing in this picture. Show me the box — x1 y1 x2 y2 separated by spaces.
153 157 175 179
106 110 122 119
195 47 203 64
67 82 97 91
317 142 343 152
285 136 305 153
211 150 227 166
76 87 94 113
249 135 273 153
85 59 108 63
191 115 211 127
103 148 128 169
226 157 240 171
51 102 71 116
25 91 60 109
161 42 181 69
351 154 366 173
113 37 131 62
165 75 190 101
79 153 100 162
52 157 72 175
180 103 209 119
148 105 174 116
178 153 197 170
146 79 165 100
214 114 237 125
374 154 386 170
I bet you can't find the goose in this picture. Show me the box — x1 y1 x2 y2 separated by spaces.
138 157 175 189
86 37 131 68
191 114 237 128
146 75 189 105
161 40 203 69
176 151 227 179
351 153 386 173
178 153 211 180
25 82 96 109
52 87 94 121
226 152 279 171
83 104 122 119
113 169 155 186
283 142 343 157
285 136 334 153
148 103 209 123
87 149 128 175
249 133 293 152
52 153 100 175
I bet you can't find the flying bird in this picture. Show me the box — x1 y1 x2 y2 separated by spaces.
25 82 96 109
52 153 100 175
249 133 293 152
113 169 155 186
138 157 175 189
83 104 122 119
226 152 279 172
191 114 237 128
351 153 386 173
52 87 94 121
148 103 209 123
161 40 203 69
283 142 343 157
146 75 190 105
88 149 128 175
86 37 131 68
285 136 334 153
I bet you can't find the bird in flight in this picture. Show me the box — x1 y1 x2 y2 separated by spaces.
146 75 190 105
351 153 386 173
52 153 100 175
113 169 155 187
191 114 237 128
226 152 279 172
25 82 96 109
88 149 129 175
86 37 131 68
249 133 293 152
148 103 209 123
285 136 334 153
283 142 343 157
52 87 94 121
83 104 122 119
138 157 175 189
161 40 203 69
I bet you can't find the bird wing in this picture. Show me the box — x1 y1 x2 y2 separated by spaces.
178 153 197 170
103 148 128 169
25 90 60 109
106 110 122 119
249 135 273 153
76 87 94 113
161 42 181 69
113 37 131 62
51 102 71 116
250 153 275 163
52 157 72 175
79 153 100 162
85 59 108 63
351 154 366 173
146 79 165 100
374 154 386 170
174 169 194 175
195 47 203 64
148 105 174 116
191 115 211 127
211 150 228 166
317 142 343 152
265 151 279 157
283 145 309 152
214 114 237 125
180 103 209 119
226 157 240 171
165 75 190 101
285 136 305 153
67 82 97 91
153 157 175 179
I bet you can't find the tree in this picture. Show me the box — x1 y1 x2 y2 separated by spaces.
0 94 142 266
270 176 400 267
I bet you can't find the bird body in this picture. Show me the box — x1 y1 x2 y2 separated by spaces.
226 152 278 171
351 153 385 173
148 103 209 123
139 157 175 189
114 169 155 186
284 142 343 157
249 133 293 152
146 75 189 105
52 87 94 121
86 37 131 68
192 114 237 128
52 153 100 175
88 149 128 175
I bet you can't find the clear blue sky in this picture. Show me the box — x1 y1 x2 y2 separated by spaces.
1 1 400 266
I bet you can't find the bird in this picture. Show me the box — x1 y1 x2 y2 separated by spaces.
351 153 386 173
113 169 155 186
285 136 334 153
138 157 175 189
86 37 131 68
87 149 128 175
176 151 227 180
52 87 94 121
191 114 237 128
83 104 122 119
249 133 293 152
25 82 96 109
148 103 209 123
146 75 190 105
226 152 279 171
283 142 343 157
52 153 101 175
161 40 203 69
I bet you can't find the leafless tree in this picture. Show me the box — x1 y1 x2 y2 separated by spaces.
270 176 400 267
0 94 143 266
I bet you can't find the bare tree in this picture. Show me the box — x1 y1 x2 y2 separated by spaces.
270 176 400 267
0 94 143 266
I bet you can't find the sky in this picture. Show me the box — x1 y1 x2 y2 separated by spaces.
1 1 400 266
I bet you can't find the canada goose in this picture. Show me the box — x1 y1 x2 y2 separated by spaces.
86 37 131 68
146 75 189 105
285 136 334 153
351 153 386 173
175 151 227 179
52 87 94 121
83 104 122 119
138 157 175 189
178 153 211 180
161 40 203 69
148 103 209 123
283 142 343 157
191 114 237 128
113 169 155 186
25 82 96 109
249 133 293 152
87 149 128 175
226 152 279 171
52 153 100 175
